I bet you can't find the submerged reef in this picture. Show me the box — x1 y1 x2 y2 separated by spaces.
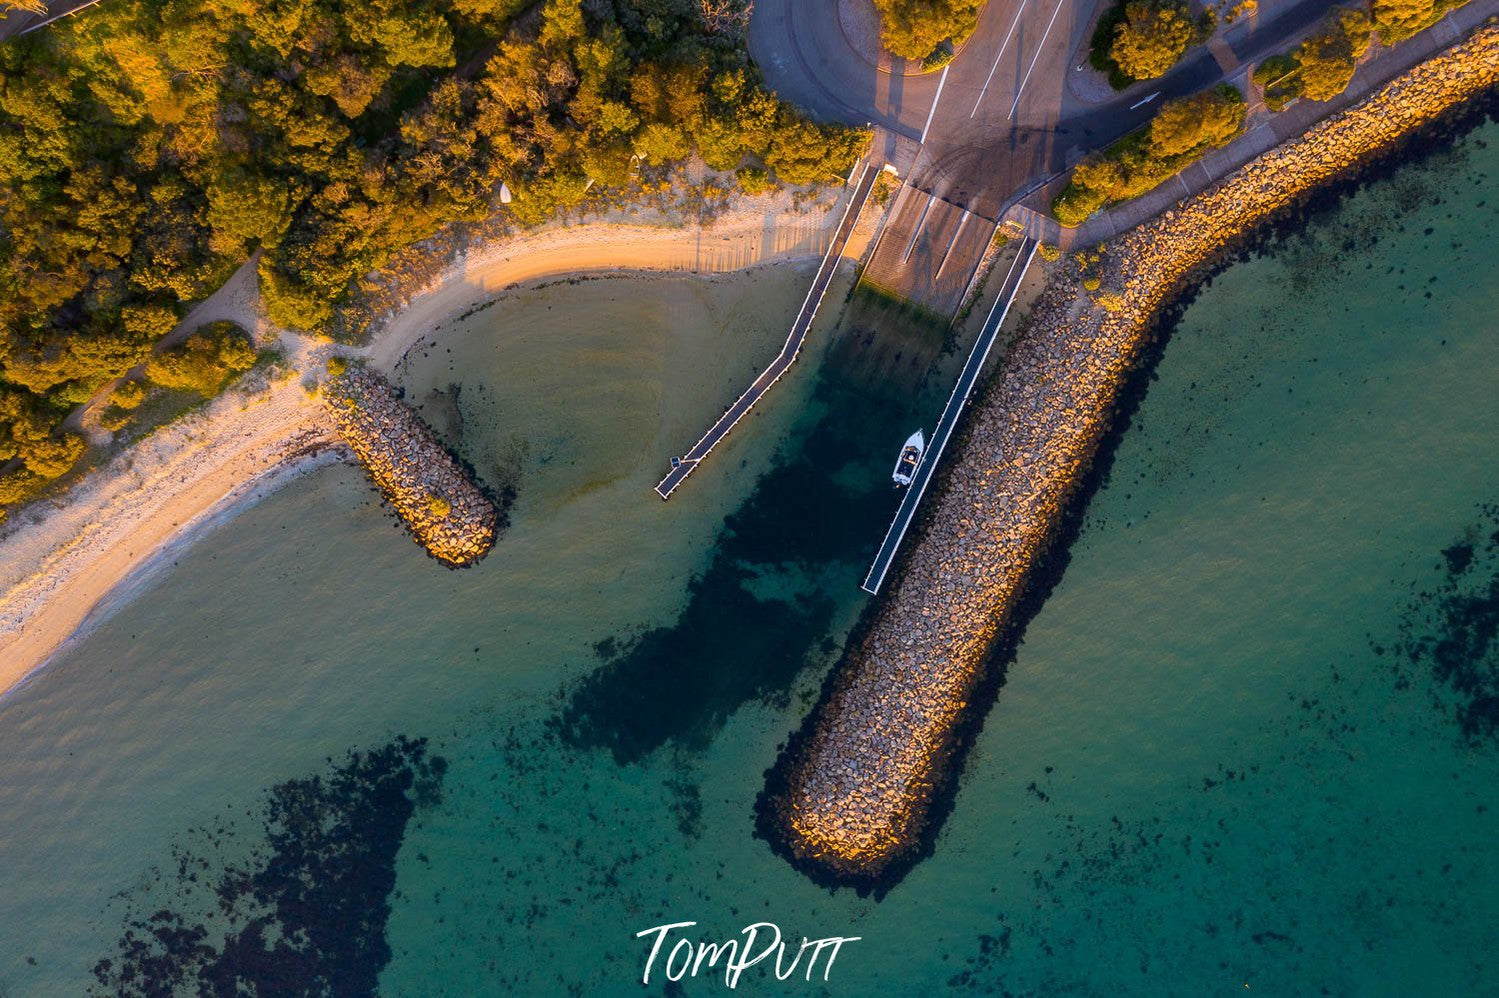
761 24 1499 888
323 368 498 567
91 737 444 996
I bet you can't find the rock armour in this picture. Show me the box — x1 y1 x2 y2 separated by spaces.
323 369 497 567
768 25 1499 881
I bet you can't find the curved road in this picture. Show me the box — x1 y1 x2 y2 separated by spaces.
751 0 1342 217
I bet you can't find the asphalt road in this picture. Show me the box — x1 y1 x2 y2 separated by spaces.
751 0 1343 218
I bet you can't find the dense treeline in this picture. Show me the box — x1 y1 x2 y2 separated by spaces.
1052 84 1246 226
872 0 983 62
0 0 867 509
1254 0 1470 111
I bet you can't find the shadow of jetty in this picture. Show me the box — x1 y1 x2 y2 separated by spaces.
755 92 1499 898
551 370 916 765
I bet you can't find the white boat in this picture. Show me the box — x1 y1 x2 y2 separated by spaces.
891 430 925 487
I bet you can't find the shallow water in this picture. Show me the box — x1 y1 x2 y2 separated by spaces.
1 123 1496 995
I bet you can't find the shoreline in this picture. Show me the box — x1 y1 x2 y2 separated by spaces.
0 191 875 703
758 24 1499 891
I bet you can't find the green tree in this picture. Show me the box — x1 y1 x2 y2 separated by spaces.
872 0 984 61
145 322 257 396
206 168 298 253
1053 86 1246 225
1111 0 1198 81
1148 85 1246 158
1371 0 1463 42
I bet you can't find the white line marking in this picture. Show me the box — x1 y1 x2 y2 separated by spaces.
919 64 951 145
1129 90 1161 110
1008 0 1067 121
933 210 972 280
971 0 1032 117
901 194 937 264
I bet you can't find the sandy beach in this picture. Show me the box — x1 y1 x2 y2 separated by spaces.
0 188 875 701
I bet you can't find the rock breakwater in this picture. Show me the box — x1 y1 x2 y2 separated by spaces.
762 24 1499 886
322 369 497 567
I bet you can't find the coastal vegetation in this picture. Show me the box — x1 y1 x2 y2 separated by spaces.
0 0 867 512
872 0 983 62
1052 85 1247 226
1090 0 1212 88
1254 7 1375 109
144 323 258 397
1373 0 1471 41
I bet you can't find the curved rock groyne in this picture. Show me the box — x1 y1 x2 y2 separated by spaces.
763 24 1499 885
322 369 497 567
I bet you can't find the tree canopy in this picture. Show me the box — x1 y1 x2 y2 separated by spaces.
872 0 984 62
1371 0 1466 42
1253 6 1375 109
1053 85 1246 226
0 0 868 509
1110 0 1200 81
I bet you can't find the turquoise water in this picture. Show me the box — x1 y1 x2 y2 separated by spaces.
2 123 1497 995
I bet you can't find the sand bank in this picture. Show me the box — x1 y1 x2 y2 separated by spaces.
763 23 1499 885
0 190 873 702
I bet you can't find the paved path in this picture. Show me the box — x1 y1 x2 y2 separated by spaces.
861 235 1039 594
653 163 880 500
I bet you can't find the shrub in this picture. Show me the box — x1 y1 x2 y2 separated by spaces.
1038 243 1062 261
1111 0 1199 81
1053 181 1109 226
109 380 148 410
146 323 257 397
427 493 452 518
872 0 984 61
1372 0 1468 43
1254 7 1376 110
921 42 956 72
1253 53 1304 110
735 166 776 196
1052 86 1246 225
0 469 46 507
326 356 349 378
1089 1 1136 89
1082 275 1102 291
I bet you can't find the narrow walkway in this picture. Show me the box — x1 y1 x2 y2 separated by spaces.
654 162 880 499
861 236 1039 594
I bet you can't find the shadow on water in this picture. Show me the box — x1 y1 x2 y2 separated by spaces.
552 306 947 765
760 94 1499 897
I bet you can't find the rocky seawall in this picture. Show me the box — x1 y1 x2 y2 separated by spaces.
762 23 1499 886
322 369 497 567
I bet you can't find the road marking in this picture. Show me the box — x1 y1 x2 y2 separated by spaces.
901 194 938 264
919 64 951 145
933 209 972 280
1129 90 1161 109
1008 0 1067 121
971 0 1032 117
